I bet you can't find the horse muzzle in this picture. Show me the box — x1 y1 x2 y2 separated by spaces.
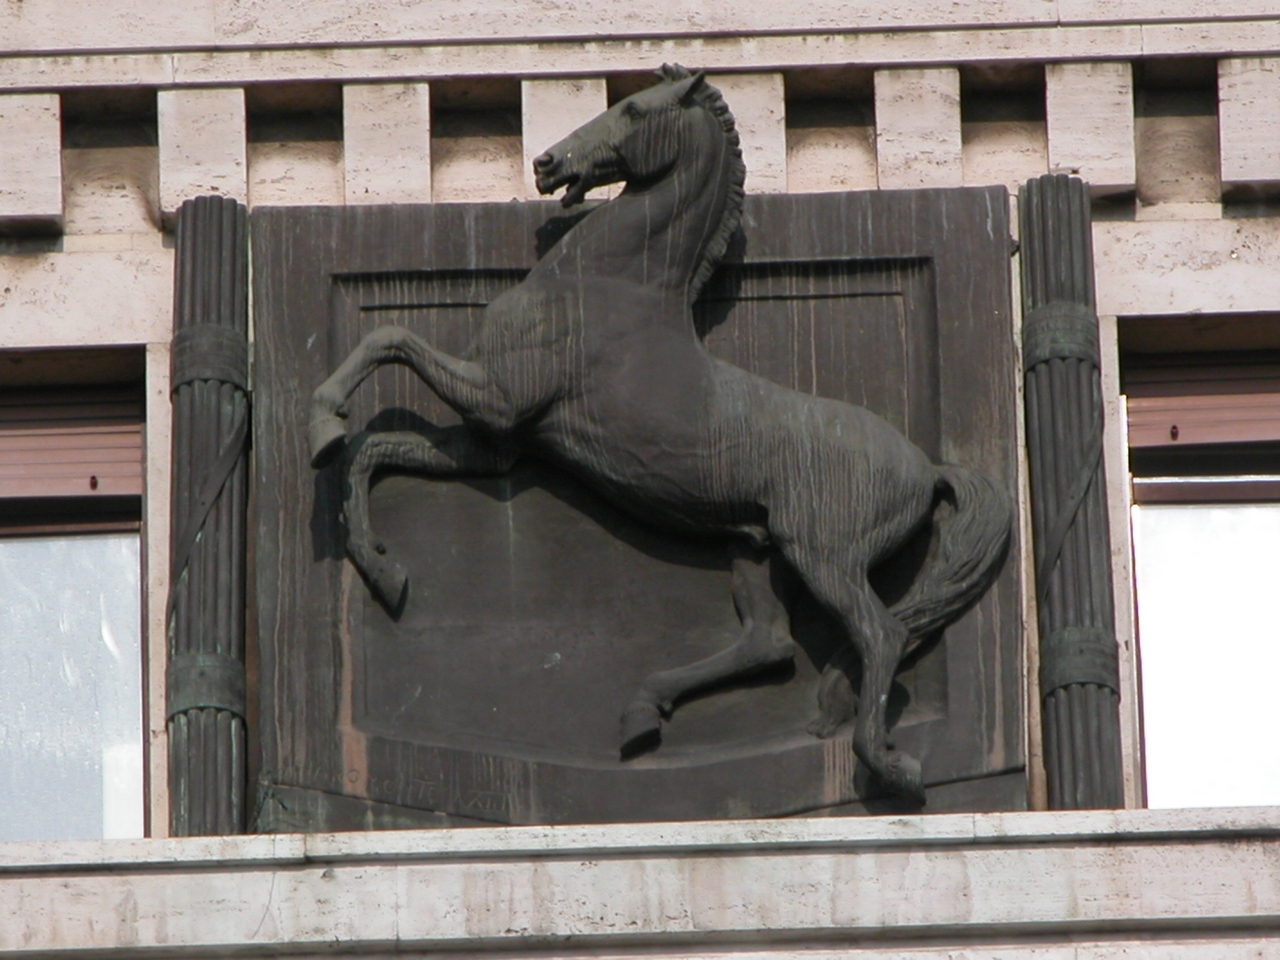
533 152 591 207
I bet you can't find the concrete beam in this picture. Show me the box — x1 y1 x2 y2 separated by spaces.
1219 57 1280 196
0 92 61 235
521 78 608 200
1046 61 1135 196
874 67 962 190
157 88 247 224
343 82 432 205
710 73 787 194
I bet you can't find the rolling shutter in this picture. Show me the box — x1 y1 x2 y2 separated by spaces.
1124 353 1280 448
0 385 144 498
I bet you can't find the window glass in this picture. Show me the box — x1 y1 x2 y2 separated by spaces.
1131 503 1280 808
0 533 143 840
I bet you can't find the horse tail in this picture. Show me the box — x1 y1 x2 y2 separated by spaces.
890 464 1013 650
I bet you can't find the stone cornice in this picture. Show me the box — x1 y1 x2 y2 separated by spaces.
0 18 1279 93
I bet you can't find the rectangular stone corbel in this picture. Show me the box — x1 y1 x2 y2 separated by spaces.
158 89 247 227
0 92 63 236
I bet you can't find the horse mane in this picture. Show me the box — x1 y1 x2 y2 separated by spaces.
657 64 746 301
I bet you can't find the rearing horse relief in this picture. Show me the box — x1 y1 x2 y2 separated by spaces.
309 65 1012 802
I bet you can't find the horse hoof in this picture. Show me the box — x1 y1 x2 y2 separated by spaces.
619 702 662 759
369 560 409 613
884 752 925 806
309 414 348 468
807 715 841 739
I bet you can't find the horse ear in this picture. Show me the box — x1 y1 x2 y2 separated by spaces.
671 71 707 104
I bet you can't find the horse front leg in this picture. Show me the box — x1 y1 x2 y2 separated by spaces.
620 545 796 757
310 325 513 467
343 426 517 611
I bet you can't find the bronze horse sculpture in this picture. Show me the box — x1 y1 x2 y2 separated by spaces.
309 65 1012 802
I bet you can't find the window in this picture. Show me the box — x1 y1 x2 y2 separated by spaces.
0 349 146 840
1123 317 1280 808
0 527 143 839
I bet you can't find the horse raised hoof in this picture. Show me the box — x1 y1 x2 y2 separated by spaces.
363 555 409 614
309 413 349 468
619 702 662 759
880 751 925 806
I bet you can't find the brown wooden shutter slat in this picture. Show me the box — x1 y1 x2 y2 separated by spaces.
1125 352 1280 448
0 386 144 498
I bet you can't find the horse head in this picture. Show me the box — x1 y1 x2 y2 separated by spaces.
532 64 746 300
533 64 736 207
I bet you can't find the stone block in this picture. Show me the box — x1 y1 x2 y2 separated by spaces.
0 249 173 349
1046 62 1135 196
430 133 523 204
962 119 1048 191
0 93 62 234
710 73 787 193
248 140 344 207
63 146 160 236
1219 57 1280 195
787 101 877 193
522 78 608 199
343 82 431 205
1135 90 1219 207
874 68 963 190
158 88 247 223
1092 218 1280 317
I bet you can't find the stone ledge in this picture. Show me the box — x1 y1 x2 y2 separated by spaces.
4 807 1279 873
2 808 1280 956
2 1 1277 56
3 19 1280 93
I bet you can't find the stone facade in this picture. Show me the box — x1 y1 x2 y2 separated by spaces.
2 1 1279 953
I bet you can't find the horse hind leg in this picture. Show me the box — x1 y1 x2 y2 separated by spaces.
791 549 924 804
620 546 796 757
808 643 859 739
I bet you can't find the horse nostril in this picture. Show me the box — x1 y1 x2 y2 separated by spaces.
533 153 555 173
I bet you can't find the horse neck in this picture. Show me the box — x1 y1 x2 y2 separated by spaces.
547 125 730 301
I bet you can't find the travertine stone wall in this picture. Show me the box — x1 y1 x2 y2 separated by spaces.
874 68 963 190
0 92 61 233
248 141 344 208
3 809 1280 957
158 88 247 222
521 79 608 199
4 2 1280 837
1219 57 1280 196
430 110 522 204
709 73 788 194
1046 62 1137 196
343 83 432 205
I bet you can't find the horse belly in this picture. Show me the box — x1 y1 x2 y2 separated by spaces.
745 394 939 562
533 412 754 537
